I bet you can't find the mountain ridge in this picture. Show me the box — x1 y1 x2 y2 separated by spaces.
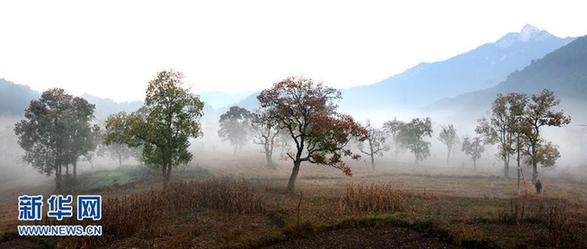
338 25 574 112
429 35 587 122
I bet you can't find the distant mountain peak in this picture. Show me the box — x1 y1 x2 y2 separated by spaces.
520 24 540 40
340 25 572 111
497 24 552 48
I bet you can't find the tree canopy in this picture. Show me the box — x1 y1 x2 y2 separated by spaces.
438 124 459 165
14 88 98 190
396 118 433 164
257 76 367 191
218 106 253 153
104 70 204 181
462 136 485 168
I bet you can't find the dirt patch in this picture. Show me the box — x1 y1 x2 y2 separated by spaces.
0 239 43 249
264 226 458 249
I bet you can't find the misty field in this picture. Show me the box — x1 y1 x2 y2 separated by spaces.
2 157 586 249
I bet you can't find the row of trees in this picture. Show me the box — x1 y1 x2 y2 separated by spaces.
14 89 101 189
215 87 570 194
14 71 570 192
357 118 433 169
217 77 368 190
15 70 205 190
475 90 570 185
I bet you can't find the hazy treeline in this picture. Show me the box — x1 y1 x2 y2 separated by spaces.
1 71 586 193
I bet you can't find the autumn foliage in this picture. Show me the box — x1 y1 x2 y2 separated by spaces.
257 76 368 191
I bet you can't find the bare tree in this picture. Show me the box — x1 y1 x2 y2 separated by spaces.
358 121 390 170
251 110 280 168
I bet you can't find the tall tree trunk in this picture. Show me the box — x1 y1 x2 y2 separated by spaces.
473 159 477 169
446 149 451 165
65 164 69 176
370 154 375 170
287 160 301 192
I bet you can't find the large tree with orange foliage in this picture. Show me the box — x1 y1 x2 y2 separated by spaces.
257 76 367 191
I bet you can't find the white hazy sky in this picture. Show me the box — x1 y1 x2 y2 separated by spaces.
1 0 586 102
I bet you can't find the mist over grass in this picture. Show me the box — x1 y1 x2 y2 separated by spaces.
1 98 586 194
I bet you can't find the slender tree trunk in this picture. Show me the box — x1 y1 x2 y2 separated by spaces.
503 155 509 178
287 160 301 192
166 164 172 181
162 163 168 183
516 135 521 195
55 163 62 191
473 159 477 169
370 154 375 170
265 152 274 169
531 144 538 183
65 164 69 176
446 149 451 165
265 143 274 169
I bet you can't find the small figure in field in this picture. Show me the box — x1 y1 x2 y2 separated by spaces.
534 179 543 194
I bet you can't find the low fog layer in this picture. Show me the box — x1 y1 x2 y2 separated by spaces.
1 98 586 193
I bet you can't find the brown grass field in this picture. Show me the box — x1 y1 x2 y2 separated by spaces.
1 157 586 249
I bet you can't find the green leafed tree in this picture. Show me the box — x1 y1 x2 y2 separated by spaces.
438 124 459 165
104 70 204 182
396 118 433 164
475 93 527 177
98 143 132 168
520 89 570 183
218 106 253 154
257 76 368 191
14 88 98 190
382 118 404 157
461 136 485 169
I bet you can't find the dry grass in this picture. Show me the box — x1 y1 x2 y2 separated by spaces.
4 164 587 249
337 183 407 214
56 178 267 248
